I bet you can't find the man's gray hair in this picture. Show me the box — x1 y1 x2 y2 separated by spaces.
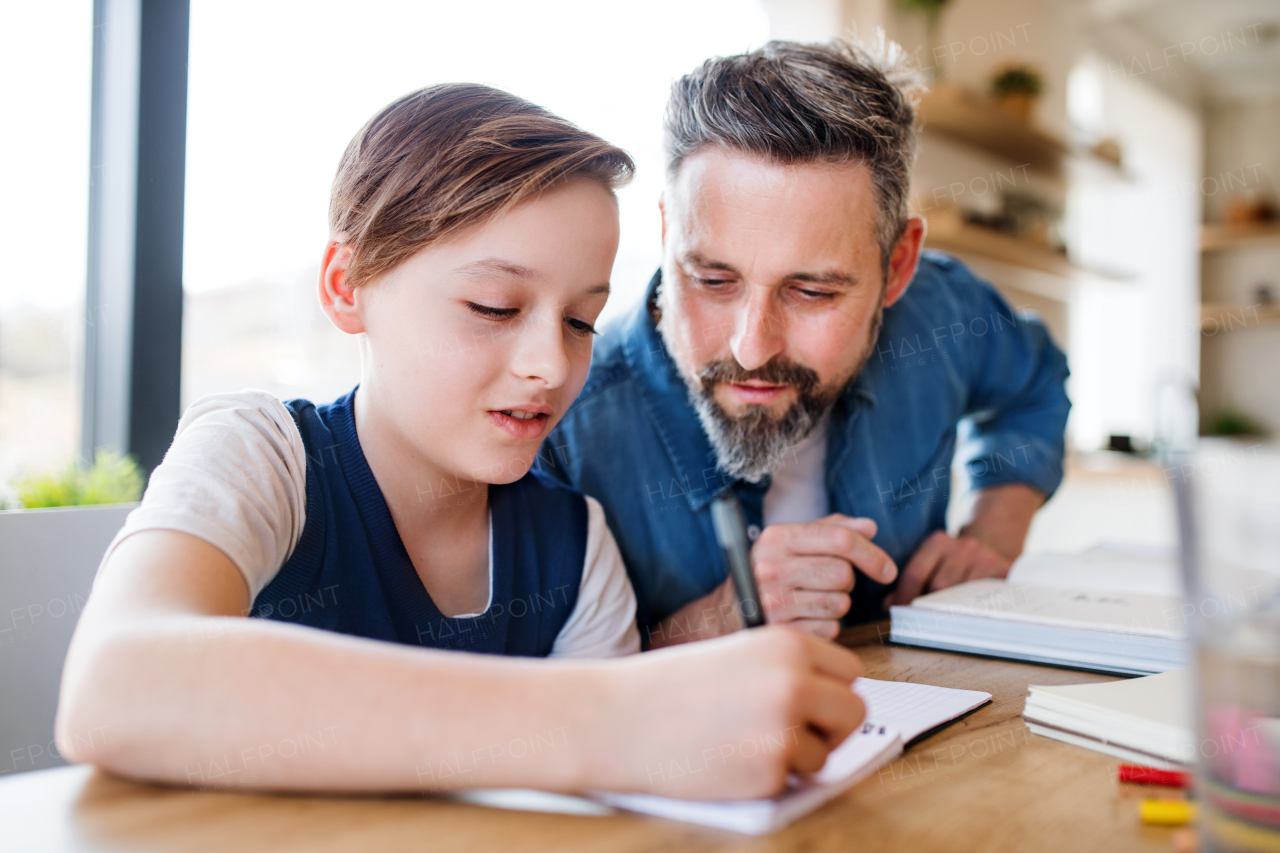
663 36 924 274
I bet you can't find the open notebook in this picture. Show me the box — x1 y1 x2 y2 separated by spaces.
890 544 1186 676
590 677 990 834
455 679 989 833
890 578 1184 675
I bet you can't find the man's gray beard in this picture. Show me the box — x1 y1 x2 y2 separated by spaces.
688 389 826 483
669 308 883 484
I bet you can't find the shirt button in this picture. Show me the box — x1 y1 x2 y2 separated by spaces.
747 524 762 541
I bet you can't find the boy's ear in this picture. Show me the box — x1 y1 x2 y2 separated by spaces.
319 240 365 335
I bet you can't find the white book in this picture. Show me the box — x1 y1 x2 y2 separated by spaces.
1022 668 1193 768
890 576 1185 676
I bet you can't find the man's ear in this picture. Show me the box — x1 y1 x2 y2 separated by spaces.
883 216 926 309
318 240 365 335
659 194 667 244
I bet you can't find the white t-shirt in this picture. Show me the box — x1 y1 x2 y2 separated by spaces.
99 390 640 658
762 420 830 530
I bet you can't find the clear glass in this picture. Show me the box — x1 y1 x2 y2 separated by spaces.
1176 441 1280 852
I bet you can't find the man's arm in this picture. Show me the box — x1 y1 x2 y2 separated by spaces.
952 271 1071 505
880 263 1070 607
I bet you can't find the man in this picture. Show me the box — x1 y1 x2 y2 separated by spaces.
539 39 1070 644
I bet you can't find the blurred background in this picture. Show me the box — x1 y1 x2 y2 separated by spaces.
1 0 1278 503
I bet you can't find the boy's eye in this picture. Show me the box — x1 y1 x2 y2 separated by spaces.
565 317 598 337
466 302 518 320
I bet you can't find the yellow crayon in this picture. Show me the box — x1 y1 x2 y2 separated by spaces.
1140 799 1197 826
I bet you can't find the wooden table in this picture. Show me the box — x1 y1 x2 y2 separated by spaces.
1 623 1179 852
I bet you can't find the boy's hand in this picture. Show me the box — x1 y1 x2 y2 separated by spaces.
751 515 898 639
599 627 865 799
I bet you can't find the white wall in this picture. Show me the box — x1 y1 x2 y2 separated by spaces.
1199 97 1280 435
1066 55 1203 452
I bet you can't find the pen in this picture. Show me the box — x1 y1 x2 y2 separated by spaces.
1140 799 1196 826
710 492 766 628
1119 764 1190 788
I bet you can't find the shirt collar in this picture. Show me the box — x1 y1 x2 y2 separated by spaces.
620 269 878 512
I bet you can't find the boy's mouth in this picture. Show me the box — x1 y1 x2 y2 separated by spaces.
487 407 552 440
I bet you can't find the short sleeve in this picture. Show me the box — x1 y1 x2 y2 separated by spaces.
549 496 641 658
95 389 308 600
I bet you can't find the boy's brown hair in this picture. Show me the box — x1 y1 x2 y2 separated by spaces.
330 83 635 288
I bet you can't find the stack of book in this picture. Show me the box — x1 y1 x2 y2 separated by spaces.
1022 669 1193 769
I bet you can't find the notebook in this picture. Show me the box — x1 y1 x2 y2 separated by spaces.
591 677 991 834
1022 668 1193 768
889 570 1186 675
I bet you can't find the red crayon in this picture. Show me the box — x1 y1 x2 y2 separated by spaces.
1118 763 1190 788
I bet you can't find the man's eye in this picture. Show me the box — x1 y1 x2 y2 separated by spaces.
565 317 598 337
693 277 732 287
466 302 519 319
795 287 835 301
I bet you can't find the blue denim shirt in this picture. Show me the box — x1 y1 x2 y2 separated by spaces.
538 251 1070 630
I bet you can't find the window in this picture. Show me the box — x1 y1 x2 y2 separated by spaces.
0 1 93 498
182 0 770 409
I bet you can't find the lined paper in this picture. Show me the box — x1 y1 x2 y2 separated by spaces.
593 678 992 834
857 677 991 741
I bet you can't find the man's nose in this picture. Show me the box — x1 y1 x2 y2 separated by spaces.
729 288 786 371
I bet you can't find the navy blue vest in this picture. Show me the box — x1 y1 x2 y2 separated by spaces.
250 389 586 657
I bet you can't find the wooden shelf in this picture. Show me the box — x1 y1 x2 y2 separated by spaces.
917 84 1069 174
1200 302 1280 332
925 208 1076 280
1201 222 1280 252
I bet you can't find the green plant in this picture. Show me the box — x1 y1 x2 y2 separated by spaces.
14 450 144 508
895 0 950 14
894 0 953 79
1205 409 1268 438
991 65 1045 98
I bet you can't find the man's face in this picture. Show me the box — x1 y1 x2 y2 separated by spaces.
658 147 919 480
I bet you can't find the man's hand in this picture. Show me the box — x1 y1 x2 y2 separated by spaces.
645 514 897 647
886 530 1012 606
886 482 1046 607
752 514 898 640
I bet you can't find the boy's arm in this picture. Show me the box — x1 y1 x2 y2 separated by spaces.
57 529 866 799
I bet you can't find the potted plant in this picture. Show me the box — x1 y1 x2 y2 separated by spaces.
895 0 953 80
990 64 1044 122
10 450 144 508
1 450 144 775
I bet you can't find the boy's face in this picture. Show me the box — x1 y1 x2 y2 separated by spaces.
330 178 619 488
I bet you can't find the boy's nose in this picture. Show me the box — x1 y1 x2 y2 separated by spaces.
512 313 571 388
